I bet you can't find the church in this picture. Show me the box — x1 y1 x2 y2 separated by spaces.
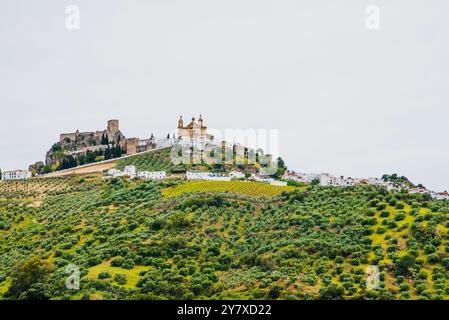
176 115 214 148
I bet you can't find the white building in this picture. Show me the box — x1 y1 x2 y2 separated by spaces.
249 174 274 183
270 181 288 187
229 171 245 179
107 168 120 176
434 191 449 200
107 166 135 178
137 171 166 180
124 165 137 177
1 170 32 181
186 171 231 181
298 173 321 183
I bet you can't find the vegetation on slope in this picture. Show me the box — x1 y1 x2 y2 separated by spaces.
162 180 296 198
0 176 448 300
114 147 288 178
115 148 185 173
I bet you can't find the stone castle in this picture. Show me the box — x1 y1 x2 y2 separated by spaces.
44 119 155 168
59 120 121 145
59 119 126 151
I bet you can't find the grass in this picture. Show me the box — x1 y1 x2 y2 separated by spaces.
161 180 296 198
86 260 151 289
0 278 11 297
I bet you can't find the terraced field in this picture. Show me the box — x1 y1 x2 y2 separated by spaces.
0 178 70 199
162 180 296 198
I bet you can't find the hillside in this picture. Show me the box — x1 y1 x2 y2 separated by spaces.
40 148 175 178
0 175 448 300
40 146 270 178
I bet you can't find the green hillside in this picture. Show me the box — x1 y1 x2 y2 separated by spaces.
0 176 448 300
115 148 184 173
114 147 278 175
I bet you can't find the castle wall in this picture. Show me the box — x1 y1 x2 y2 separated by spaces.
126 138 139 155
60 133 77 142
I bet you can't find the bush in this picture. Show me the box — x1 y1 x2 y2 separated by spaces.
98 272 111 280
395 255 415 275
267 285 282 299
380 211 390 218
111 256 125 267
395 203 405 210
87 256 102 267
122 259 135 270
427 253 440 264
319 284 344 300
114 274 127 285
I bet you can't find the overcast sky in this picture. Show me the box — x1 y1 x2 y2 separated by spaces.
1 0 448 191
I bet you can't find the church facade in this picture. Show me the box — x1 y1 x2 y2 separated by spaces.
176 115 214 149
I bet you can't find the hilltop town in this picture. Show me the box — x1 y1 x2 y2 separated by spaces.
0 116 448 200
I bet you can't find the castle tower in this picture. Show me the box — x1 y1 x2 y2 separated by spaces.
178 116 184 128
107 120 119 135
126 138 139 155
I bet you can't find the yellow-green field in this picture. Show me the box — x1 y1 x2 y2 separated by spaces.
162 180 296 197
86 260 151 289
0 278 11 297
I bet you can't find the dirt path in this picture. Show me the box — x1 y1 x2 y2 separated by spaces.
43 161 117 177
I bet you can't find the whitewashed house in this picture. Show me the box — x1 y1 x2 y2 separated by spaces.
409 187 429 195
435 191 449 200
1 170 32 181
319 174 332 186
250 174 274 183
229 171 245 179
270 181 288 187
124 165 137 178
186 171 231 181
107 168 120 176
282 173 300 182
107 166 135 178
137 171 166 180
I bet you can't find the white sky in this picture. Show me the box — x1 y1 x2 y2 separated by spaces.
0 0 448 191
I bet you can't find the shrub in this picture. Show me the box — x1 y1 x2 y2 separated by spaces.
122 259 135 270
87 256 102 267
98 272 111 280
395 203 405 210
114 274 127 285
319 284 344 300
267 285 282 299
111 256 125 267
394 213 406 221
380 211 390 218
